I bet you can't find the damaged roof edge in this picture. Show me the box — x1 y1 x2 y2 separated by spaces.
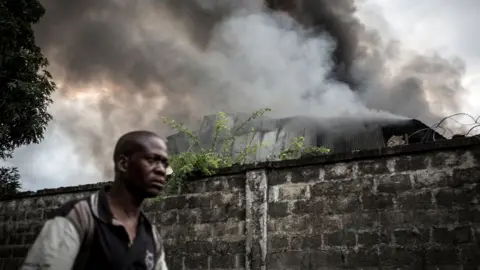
166 115 448 156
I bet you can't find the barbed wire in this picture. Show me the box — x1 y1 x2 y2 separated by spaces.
408 113 480 143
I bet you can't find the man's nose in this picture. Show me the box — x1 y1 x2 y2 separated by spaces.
154 163 166 175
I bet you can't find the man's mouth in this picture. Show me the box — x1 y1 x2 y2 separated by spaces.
151 178 166 188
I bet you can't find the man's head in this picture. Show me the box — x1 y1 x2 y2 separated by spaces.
113 130 168 198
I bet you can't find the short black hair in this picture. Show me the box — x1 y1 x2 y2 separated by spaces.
113 130 160 163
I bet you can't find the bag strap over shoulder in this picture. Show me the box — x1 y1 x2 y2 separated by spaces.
70 193 97 270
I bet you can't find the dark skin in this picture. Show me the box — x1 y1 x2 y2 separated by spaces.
107 134 169 243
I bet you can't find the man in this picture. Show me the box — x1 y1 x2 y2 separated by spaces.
21 130 169 270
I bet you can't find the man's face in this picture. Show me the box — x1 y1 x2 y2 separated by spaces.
125 137 169 198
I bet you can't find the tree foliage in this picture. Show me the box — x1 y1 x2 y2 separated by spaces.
161 108 330 196
0 167 21 195
0 0 56 193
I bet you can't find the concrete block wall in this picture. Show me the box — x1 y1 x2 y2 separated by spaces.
0 138 479 269
144 174 247 269
266 150 480 269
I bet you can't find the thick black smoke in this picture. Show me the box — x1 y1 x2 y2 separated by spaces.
20 0 467 186
38 0 465 122
284 0 464 121
268 0 360 86
35 0 464 121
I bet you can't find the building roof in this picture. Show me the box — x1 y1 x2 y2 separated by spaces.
166 114 445 159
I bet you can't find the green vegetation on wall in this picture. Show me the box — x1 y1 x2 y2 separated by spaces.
162 108 330 194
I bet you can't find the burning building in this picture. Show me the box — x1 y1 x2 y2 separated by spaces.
164 1 445 160
166 114 445 161
165 1 446 161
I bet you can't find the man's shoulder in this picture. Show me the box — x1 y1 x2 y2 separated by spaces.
49 192 98 240
53 193 94 218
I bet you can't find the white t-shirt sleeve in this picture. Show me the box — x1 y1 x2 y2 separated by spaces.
20 216 81 270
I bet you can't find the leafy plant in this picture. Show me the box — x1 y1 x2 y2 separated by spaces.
161 108 271 194
278 136 330 160
0 167 21 196
161 108 330 195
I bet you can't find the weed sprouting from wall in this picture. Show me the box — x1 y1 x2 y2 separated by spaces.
161 108 330 195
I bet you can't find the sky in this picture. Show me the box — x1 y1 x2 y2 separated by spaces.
357 0 479 115
3 0 479 191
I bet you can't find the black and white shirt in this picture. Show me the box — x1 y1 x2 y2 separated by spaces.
20 187 168 270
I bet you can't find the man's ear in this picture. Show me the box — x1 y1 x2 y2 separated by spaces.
117 155 129 172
